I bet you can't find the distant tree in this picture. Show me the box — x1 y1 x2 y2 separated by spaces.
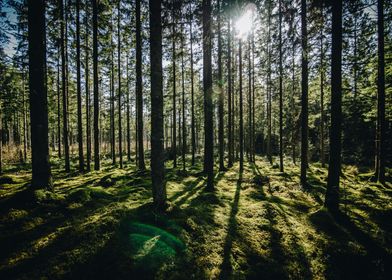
60 0 70 173
300 0 308 187
76 0 84 172
239 38 244 173
27 0 52 188
202 0 214 190
218 0 224 171
375 0 385 184
325 0 343 213
136 0 145 170
93 0 100 170
117 0 123 169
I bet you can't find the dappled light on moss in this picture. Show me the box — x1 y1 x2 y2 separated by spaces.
0 157 391 279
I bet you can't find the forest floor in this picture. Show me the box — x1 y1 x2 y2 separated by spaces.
0 156 391 280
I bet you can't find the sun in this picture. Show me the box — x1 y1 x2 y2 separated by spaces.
235 8 253 40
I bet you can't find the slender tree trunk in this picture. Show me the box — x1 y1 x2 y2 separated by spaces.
189 6 196 166
181 24 186 172
247 37 252 162
300 0 308 187
325 0 342 213
22 71 27 163
136 0 145 170
28 0 51 188
227 17 233 167
172 2 177 168
110 39 116 164
57 46 61 159
60 0 70 173
251 28 255 163
239 39 244 173
203 0 214 190
117 0 123 168
85 0 91 171
93 0 100 170
218 0 224 171
279 0 284 172
320 9 325 167
291 25 296 164
267 1 272 164
126 53 131 161
375 0 385 184
149 0 166 210
76 0 84 172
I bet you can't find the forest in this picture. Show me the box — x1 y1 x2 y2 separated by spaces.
0 0 391 279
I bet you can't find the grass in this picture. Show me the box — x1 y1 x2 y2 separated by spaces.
0 156 391 279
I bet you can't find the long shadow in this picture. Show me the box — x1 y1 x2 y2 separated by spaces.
309 210 392 279
218 173 242 280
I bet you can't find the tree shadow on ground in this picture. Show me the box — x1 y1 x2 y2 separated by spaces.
309 209 392 280
218 173 242 280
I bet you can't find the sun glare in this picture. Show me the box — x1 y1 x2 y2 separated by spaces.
235 9 253 40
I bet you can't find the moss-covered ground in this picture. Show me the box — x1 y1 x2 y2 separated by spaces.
0 157 391 279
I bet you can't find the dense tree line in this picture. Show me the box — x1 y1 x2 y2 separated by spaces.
0 0 390 211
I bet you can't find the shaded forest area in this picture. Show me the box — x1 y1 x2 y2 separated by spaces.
0 0 391 279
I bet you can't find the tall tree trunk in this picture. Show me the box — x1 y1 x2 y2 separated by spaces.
218 0 224 171
247 37 251 162
227 16 233 167
239 39 244 173
57 46 61 159
202 0 214 190
181 24 186 172
60 0 70 173
266 0 272 164
172 1 177 168
291 22 296 164
300 0 308 187
320 8 325 168
117 0 123 168
279 0 284 172
28 0 51 188
325 0 342 213
22 71 27 163
136 0 145 170
110 39 116 164
76 0 84 172
126 53 131 161
85 0 91 171
149 0 166 210
375 0 385 184
189 5 196 166
93 0 100 170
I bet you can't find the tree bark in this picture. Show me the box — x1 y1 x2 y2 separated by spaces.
218 0 224 171
375 0 385 184
227 17 233 167
189 4 196 166
93 0 100 170
85 0 91 171
279 0 284 172
117 0 123 168
202 0 214 190
76 0 84 172
172 1 177 168
60 0 70 173
28 0 51 188
300 0 308 187
149 0 166 210
239 39 244 173
136 0 145 170
325 0 342 213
